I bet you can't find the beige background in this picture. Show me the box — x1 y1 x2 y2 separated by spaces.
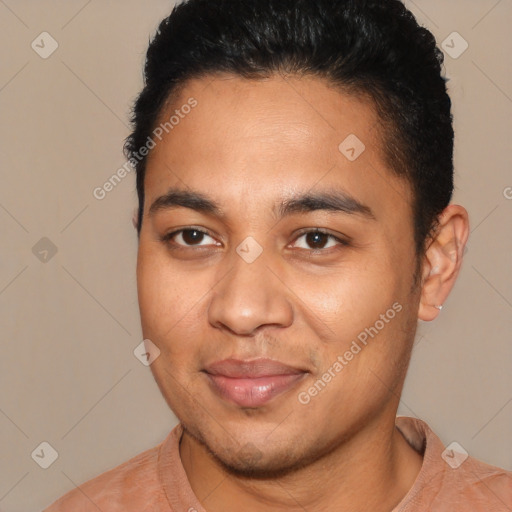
0 1 510 510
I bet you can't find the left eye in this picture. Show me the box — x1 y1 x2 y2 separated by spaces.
292 230 347 251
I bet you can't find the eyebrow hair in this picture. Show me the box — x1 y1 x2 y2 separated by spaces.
148 187 375 220
276 191 375 220
149 189 224 217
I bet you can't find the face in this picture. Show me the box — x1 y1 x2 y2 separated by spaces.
137 74 421 476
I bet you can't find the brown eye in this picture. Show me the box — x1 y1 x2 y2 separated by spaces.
305 231 330 249
162 228 219 248
181 229 206 245
292 229 349 251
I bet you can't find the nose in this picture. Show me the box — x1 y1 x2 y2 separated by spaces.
207 247 294 336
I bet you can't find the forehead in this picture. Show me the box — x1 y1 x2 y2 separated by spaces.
144 73 412 221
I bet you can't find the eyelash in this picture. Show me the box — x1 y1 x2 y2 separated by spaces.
160 227 350 253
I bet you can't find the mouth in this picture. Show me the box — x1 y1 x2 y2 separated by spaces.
202 358 309 408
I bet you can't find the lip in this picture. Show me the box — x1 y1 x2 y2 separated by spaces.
203 358 308 407
204 357 306 378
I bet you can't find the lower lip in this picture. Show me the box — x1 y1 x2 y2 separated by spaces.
204 372 306 408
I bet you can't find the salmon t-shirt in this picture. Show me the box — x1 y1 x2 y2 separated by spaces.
43 416 512 511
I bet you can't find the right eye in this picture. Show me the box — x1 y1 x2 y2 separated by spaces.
161 228 221 248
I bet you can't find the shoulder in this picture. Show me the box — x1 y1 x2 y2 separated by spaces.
396 416 512 511
42 441 167 512
411 455 512 511
446 456 512 509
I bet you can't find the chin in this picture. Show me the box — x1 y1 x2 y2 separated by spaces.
200 431 321 480
215 448 310 480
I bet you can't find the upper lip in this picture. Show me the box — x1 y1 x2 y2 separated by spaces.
203 358 307 378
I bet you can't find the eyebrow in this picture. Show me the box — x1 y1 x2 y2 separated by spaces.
148 187 375 220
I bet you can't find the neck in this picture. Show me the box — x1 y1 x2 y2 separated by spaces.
180 414 423 512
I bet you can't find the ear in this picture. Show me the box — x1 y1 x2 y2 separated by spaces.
418 204 470 322
132 207 139 230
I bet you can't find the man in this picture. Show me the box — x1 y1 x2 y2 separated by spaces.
45 0 512 510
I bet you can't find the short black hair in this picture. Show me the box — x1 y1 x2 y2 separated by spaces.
125 0 454 261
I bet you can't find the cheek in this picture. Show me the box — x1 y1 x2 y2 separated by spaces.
290 255 411 394
136 244 207 346
289 258 400 338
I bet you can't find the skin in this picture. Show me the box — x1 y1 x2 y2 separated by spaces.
136 73 469 511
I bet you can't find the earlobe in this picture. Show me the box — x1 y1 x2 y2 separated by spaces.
417 204 469 322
